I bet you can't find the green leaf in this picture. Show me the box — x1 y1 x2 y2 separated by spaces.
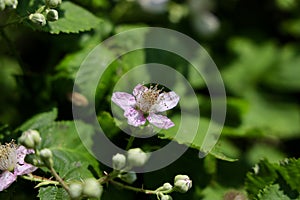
245 158 300 199
256 184 290 200
245 143 286 166
29 1 102 34
238 91 300 138
245 159 278 199
17 108 57 131
38 186 68 200
159 115 237 162
277 158 300 191
263 45 300 92
39 120 101 181
223 38 276 95
47 1 101 34
222 39 300 138
97 111 120 139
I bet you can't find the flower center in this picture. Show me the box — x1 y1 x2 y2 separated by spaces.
136 85 162 113
0 141 18 172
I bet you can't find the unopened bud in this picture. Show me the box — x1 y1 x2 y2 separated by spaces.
0 1 5 11
46 9 58 21
4 0 18 9
157 182 173 192
82 178 103 198
119 171 137 184
161 195 173 200
40 148 53 167
127 148 149 167
112 153 126 170
69 182 83 199
174 175 192 193
19 129 41 149
45 0 61 8
162 182 173 190
29 13 46 26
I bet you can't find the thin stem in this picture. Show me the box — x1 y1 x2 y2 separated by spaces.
21 174 59 186
109 179 156 195
126 136 135 150
50 166 70 193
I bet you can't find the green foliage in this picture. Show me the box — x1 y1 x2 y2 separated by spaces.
17 108 57 131
38 187 69 200
245 158 300 199
0 0 299 199
39 120 100 179
222 38 300 138
44 1 102 34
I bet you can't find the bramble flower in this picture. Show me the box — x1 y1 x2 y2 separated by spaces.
0 140 37 191
112 84 179 129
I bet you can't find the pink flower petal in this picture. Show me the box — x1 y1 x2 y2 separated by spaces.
133 84 148 98
15 163 37 176
151 91 180 113
147 113 175 129
16 145 28 165
124 108 146 127
0 171 17 191
112 92 136 110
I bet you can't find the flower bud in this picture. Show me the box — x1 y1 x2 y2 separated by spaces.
174 175 192 193
82 178 103 198
4 0 18 9
156 182 173 192
0 1 5 11
19 129 41 149
112 153 126 170
161 194 173 200
45 0 61 8
69 182 83 199
119 171 137 184
29 13 46 26
162 182 173 190
127 148 149 167
40 148 53 167
46 9 58 21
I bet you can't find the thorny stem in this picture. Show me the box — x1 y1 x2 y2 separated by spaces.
101 172 173 197
21 174 59 186
49 166 70 194
109 179 157 195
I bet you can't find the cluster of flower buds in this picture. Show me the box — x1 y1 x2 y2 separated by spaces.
18 129 41 149
112 148 149 184
69 178 103 200
0 0 18 11
112 148 149 170
28 0 61 26
154 175 192 200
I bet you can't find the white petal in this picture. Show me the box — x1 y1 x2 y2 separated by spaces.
151 91 180 112
112 92 136 110
147 113 175 129
124 108 146 127
0 171 17 191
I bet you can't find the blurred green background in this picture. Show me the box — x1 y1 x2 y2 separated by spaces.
0 0 299 199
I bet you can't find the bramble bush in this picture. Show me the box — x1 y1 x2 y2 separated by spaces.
0 0 300 199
